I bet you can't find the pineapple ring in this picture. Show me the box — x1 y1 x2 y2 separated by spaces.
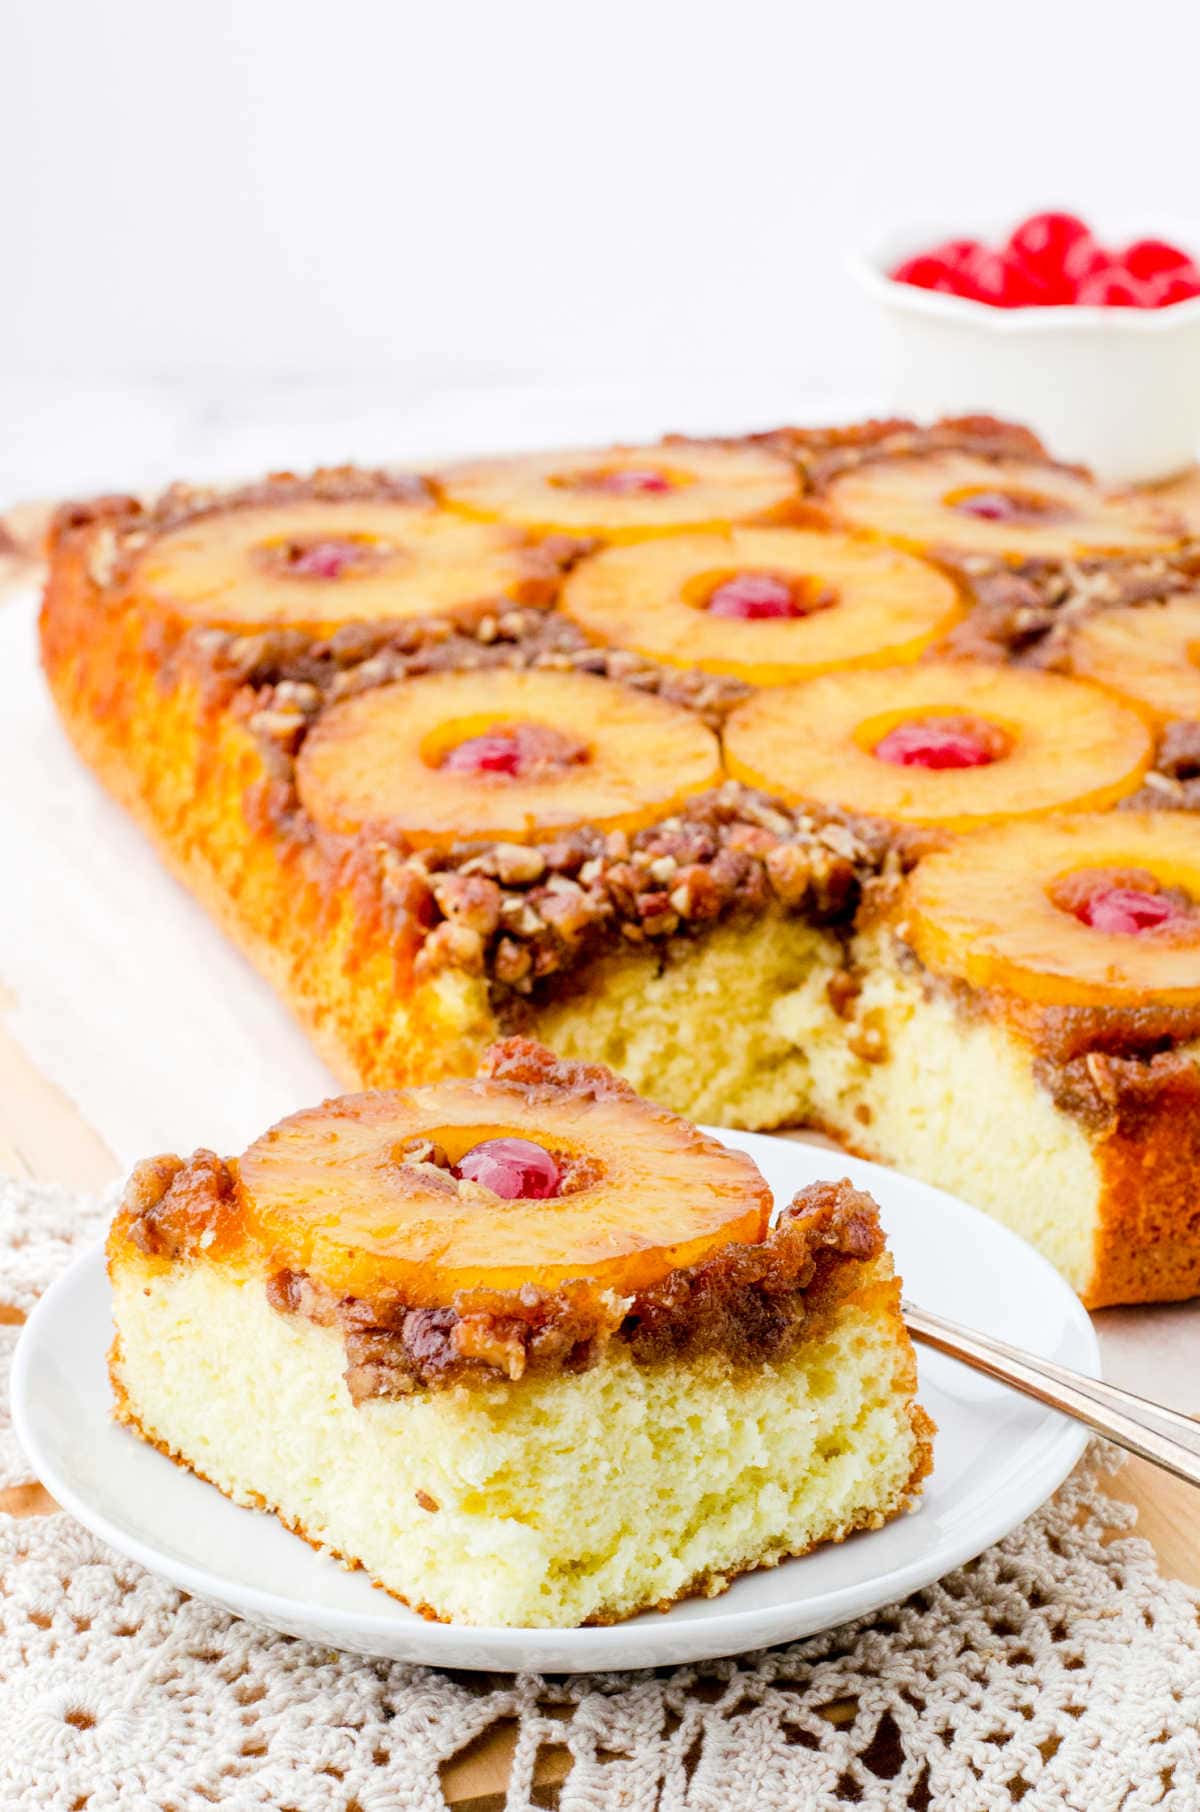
128 499 558 632
435 442 799 542
824 451 1182 560
1070 598 1200 724
295 667 724 846
237 1075 772 1304
905 813 1200 1007
560 528 962 684
722 662 1152 831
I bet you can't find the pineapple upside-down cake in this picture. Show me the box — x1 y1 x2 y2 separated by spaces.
42 417 1200 1307
107 1039 934 1627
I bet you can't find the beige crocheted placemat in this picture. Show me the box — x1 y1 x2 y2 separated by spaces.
3 1173 1200 1811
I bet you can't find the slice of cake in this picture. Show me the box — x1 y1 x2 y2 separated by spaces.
107 1039 933 1629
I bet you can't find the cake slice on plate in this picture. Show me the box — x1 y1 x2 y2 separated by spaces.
107 1040 933 1629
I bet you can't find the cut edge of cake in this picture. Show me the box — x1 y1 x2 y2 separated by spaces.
108 1230 933 1629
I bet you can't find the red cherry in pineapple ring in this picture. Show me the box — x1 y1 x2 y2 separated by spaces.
950 491 1052 524
873 717 1002 771
440 721 584 779
455 1137 562 1198
594 469 673 495
706 573 801 619
1076 887 1179 936
285 539 372 579
441 731 525 776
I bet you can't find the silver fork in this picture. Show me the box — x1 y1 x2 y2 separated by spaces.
903 1300 1200 1488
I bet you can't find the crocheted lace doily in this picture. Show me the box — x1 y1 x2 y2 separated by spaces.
3 1176 1200 1811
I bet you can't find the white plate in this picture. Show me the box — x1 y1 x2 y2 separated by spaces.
12 1134 1096 1674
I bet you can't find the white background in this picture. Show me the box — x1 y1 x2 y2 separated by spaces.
5 0 1200 497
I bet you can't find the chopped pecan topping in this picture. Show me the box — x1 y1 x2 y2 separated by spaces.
746 414 1055 492
122 1149 239 1260
826 968 862 1018
1034 1040 1200 1133
263 1177 888 1398
376 785 893 1006
941 559 1200 671
1122 716 1200 812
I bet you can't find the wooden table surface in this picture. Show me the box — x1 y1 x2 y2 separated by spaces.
2 521 1198 1809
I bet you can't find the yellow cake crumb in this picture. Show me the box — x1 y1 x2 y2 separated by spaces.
110 1253 928 1629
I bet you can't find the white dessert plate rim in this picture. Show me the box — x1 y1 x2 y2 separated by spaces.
12 1134 1097 1673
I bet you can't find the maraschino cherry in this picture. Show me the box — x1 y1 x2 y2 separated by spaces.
455 1137 561 1198
284 539 368 579
1123 238 1196 283
441 731 524 776
873 717 1001 771
952 492 1036 524
593 469 672 495
889 211 1200 309
1075 887 1178 935
1151 269 1200 306
1075 270 1156 309
706 574 800 620
441 721 581 779
1004 211 1092 303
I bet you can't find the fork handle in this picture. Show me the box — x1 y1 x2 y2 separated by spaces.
902 1300 1200 1489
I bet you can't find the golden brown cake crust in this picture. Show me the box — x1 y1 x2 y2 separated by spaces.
863 938 1200 1308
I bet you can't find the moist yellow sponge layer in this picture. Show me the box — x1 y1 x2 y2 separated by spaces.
774 936 1101 1294
537 914 845 1130
110 1256 929 1629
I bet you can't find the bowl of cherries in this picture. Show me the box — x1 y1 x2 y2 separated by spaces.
854 211 1200 483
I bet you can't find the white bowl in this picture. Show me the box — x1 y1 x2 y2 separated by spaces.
852 219 1200 485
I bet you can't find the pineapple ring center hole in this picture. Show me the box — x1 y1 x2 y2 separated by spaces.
858 709 1013 771
1047 865 1200 938
424 717 591 780
253 532 400 581
942 485 1070 526
393 1130 604 1200
547 464 694 497
683 568 838 620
